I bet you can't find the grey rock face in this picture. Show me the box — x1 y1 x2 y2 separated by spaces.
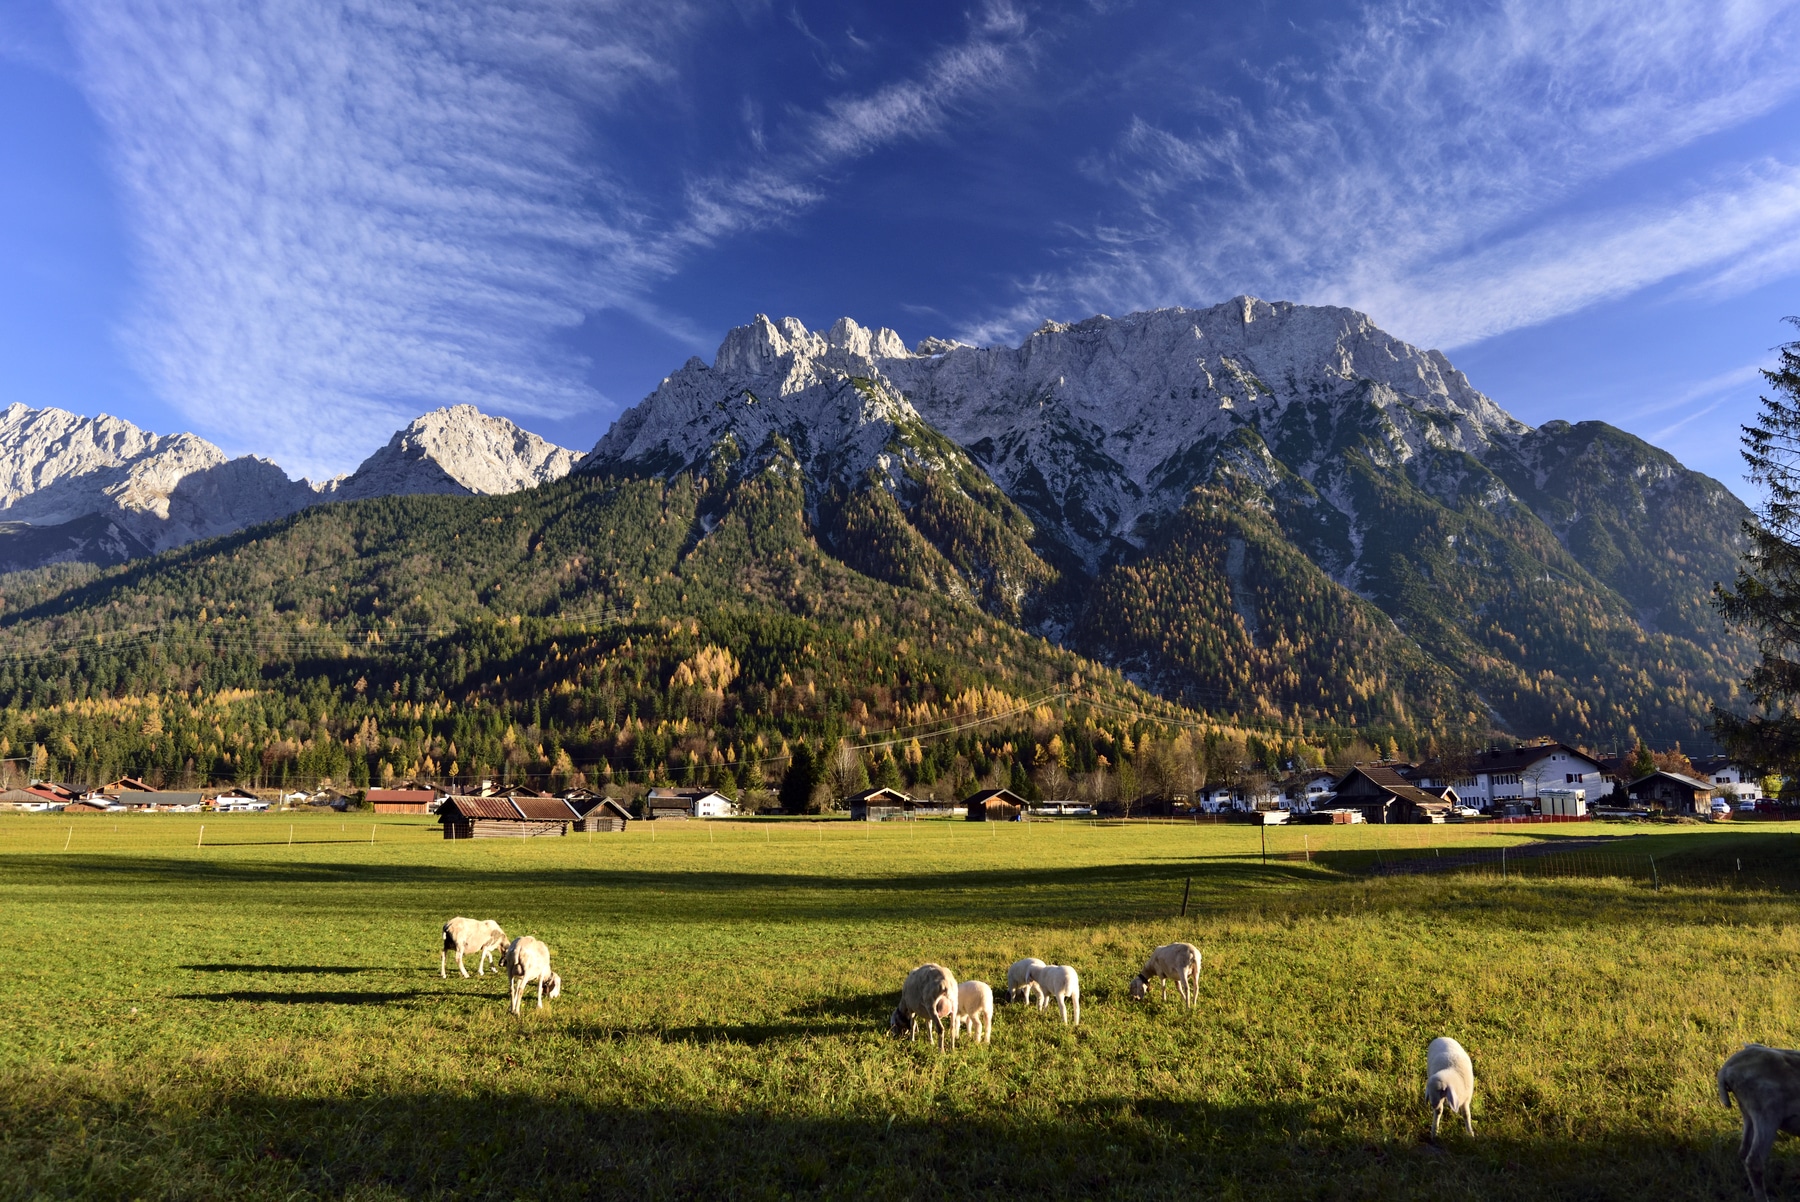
586 298 1532 571
0 401 581 573
328 405 582 502
0 403 317 559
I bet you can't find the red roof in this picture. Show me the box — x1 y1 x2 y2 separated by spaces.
367 790 435 803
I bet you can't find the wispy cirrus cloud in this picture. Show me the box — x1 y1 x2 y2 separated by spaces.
973 0 1800 351
53 0 1033 477
58 0 695 477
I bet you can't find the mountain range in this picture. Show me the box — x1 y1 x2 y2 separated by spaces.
0 403 580 574
0 299 1756 751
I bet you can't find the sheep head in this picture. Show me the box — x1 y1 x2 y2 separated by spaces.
1425 1070 1464 1111
546 972 562 999
888 1006 913 1037
1128 975 1148 1000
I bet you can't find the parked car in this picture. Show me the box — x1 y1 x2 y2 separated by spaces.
1757 800 1787 816
1709 798 1733 818
1738 800 1759 814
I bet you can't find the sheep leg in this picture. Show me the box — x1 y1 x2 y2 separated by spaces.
458 950 470 978
1745 1113 1776 1202
1073 994 1080 1026
1462 1101 1474 1137
1432 1097 1444 1138
440 948 448 979
536 977 545 1008
1058 995 1069 1024
1161 979 1169 1002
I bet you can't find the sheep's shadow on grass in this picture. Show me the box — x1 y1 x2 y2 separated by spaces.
173 989 428 1006
181 964 372 974
568 1017 872 1047
0 1082 1764 1200
785 990 895 1021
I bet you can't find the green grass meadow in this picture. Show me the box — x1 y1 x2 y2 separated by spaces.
2 813 1797 1200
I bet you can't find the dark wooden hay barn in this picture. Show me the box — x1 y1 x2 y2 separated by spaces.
963 788 1027 821
439 795 580 839
572 797 632 832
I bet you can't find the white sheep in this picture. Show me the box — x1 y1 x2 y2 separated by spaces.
955 979 994 1045
1006 957 1046 1005
1719 1042 1800 1201
889 963 958 1050
1425 1036 1475 1138
441 916 507 979
1128 942 1201 1006
502 935 562 1016
1028 964 1081 1025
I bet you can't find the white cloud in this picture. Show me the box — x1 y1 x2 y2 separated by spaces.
981 0 1800 352
56 0 1031 477
58 0 697 478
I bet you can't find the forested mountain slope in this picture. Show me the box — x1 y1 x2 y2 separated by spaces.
0 299 1754 792
592 302 1754 748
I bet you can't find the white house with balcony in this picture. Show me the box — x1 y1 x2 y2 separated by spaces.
1411 741 1610 810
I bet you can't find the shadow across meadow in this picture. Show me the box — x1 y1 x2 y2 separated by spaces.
0 1076 1761 1201
12 850 1800 936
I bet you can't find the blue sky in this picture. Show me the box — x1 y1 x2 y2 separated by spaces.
1 0 1798 489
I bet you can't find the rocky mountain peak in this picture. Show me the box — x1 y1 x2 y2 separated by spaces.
329 405 581 502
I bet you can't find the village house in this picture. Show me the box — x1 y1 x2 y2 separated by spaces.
1413 741 1610 810
1690 756 1768 802
645 787 733 819
1282 771 1339 812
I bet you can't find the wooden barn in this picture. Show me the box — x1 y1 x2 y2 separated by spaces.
963 788 1028 821
438 795 582 839
1626 771 1714 815
572 797 633 832
1330 766 1453 824
366 788 437 814
847 786 912 821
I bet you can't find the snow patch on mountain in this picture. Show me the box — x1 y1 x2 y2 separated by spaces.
587 298 1533 571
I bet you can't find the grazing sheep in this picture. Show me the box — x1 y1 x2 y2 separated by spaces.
441 917 507 979
1719 1043 1800 1200
889 963 958 1050
502 936 562 1016
1128 942 1201 1006
1028 964 1081 1025
1007 957 1046 1005
956 979 994 1045
1425 1036 1475 1138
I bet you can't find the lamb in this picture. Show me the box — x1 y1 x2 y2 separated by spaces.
1006 957 1046 1005
441 917 507 979
888 963 958 1050
955 979 994 1045
1424 1036 1475 1138
1719 1043 1800 1200
1128 942 1201 1006
1028 964 1081 1025
502 935 562 1016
